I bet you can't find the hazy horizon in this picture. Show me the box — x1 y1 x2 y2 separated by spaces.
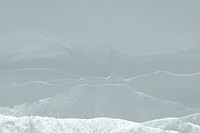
0 0 200 55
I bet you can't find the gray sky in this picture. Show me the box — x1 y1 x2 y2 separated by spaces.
0 0 200 55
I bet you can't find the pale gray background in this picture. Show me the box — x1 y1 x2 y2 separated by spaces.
0 0 200 55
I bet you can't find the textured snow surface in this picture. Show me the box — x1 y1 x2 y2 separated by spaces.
181 113 200 126
142 113 200 133
110 125 177 133
1 114 200 133
0 115 177 133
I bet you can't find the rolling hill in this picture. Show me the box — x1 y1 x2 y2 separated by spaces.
2 84 198 122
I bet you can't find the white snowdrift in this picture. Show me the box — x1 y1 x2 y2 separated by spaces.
0 115 176 133
110 125 177 133
143 117 200 133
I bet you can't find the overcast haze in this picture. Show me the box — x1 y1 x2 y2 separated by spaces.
0 0 200 55
1 1 200 132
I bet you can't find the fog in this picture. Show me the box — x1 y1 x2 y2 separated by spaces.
0 0 200 55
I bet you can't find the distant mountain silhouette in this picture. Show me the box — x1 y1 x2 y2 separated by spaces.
0 68 81 84
0 68 82 107
126 71 200 108
1 44 200 78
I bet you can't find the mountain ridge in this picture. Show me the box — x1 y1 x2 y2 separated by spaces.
1 84 198 122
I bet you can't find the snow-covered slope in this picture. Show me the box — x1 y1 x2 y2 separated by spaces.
0 115 177 133
142 116 200 133
2 84 198 122
181 113 200 126
110 126 177 133
2 113 200 133
139 113 200 133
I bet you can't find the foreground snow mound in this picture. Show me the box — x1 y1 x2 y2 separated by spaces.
143 117 200 133
110 125 177 133
4 84 198 122
181 113 200 126
0 115 176 133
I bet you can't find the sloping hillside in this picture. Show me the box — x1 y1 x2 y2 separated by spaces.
2 84 198 122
